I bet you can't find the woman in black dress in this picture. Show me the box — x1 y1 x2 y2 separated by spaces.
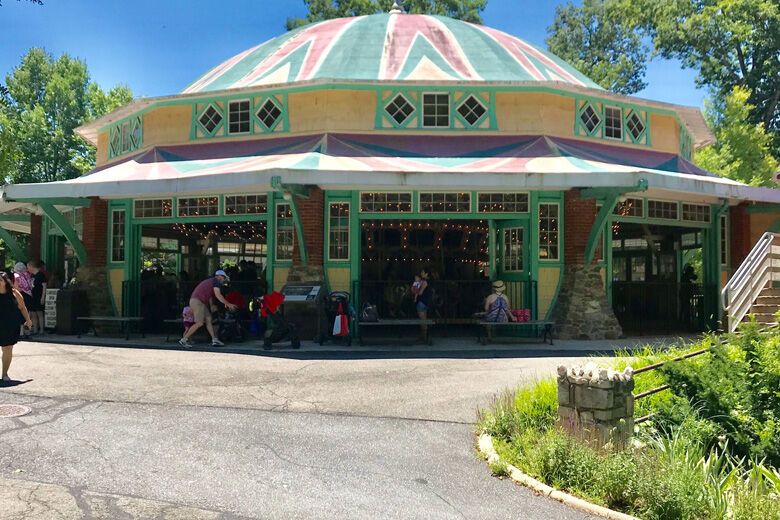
1 271 32 383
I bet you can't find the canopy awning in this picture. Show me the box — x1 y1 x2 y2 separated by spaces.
3 133 778 203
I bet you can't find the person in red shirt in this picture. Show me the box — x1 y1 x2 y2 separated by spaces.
179 270 237 347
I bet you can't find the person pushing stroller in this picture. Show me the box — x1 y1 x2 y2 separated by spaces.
179 270 237 348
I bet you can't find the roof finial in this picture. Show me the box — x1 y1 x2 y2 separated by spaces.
389 0 404 14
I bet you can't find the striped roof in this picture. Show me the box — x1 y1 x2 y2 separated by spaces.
183 14 601 93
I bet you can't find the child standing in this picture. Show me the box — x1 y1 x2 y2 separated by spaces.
13 263 32 339
27 260 47 334
182 306 195 340
411 274 422 302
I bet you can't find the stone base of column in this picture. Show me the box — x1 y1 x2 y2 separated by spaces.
74 266 115 331
550 265 623 340
286 264 326 283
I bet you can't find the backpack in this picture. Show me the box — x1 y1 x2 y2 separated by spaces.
360 302 379 322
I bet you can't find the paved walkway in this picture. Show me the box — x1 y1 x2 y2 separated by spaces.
0 338 684 519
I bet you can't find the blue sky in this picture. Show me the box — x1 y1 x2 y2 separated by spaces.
0 0 704 108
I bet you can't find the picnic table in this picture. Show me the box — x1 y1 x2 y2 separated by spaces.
358 319 434 346
77 316 145 340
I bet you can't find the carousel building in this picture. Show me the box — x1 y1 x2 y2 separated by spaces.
2 6 779 338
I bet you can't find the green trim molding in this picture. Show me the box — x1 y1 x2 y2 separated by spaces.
0 225 26 262
745 203 780 214
271 176 309 265
0 214 31 222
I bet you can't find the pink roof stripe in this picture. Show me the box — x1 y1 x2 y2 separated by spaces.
382 14 479 80
296 17 363 81
473 25 546 81
511 38 585 86
234 18 356 88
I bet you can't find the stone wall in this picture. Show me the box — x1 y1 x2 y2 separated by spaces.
557 362 635 448
550 264 622 339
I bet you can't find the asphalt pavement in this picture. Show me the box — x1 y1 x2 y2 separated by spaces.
0 340 600 519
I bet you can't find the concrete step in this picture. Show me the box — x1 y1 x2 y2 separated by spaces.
751 313 778 323
759 288 780 297
750 305 780 314
756 296 780 305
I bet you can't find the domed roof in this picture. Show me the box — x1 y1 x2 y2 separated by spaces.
183 13 602 94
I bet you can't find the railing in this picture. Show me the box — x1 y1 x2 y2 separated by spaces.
612 282 708 334
122 279 267 331
633 346 712 424
722 232 780 332
352 279 537 323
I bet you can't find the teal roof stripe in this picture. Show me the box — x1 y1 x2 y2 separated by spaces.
316 15 388 80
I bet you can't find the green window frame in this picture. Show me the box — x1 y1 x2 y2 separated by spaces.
275 203 294 261
418 192 471 213
108 115 142 159
422 92 450 128
477 192 529 213
328 202 350 261
110 209 125 263
647 200 679 220
359 192 413 213
720 214 729 266
538 202 560 261
225 194 267 215
682 203 710 223
134 198 173 219
178 196 219 217
613 198 643 218
503 227 525 271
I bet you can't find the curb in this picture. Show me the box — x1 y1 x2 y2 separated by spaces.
477 433 641 520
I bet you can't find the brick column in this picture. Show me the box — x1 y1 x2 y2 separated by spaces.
563 189 597 265
82 197 108 268
292 186 324 267
730 203 751 270
28 214 42 261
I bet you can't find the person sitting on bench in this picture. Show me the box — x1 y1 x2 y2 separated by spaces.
483 280 517 323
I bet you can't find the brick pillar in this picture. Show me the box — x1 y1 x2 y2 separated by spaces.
28 214 42 261
730 203 751 269
563 189 597 265
289 187 325 282
82 197 108 268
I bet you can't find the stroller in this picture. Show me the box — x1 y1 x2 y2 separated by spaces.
319 291 354 346
217 291 252 343
253 291 301 350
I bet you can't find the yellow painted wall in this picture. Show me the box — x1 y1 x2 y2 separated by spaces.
96 131 109 166
109 268 125 315
274 267 290 292
496 92 574 137
649 113 680 155
749 213 780 245
289 90 376 133
143 105 192 146
538 266 561 318
327 267 351 292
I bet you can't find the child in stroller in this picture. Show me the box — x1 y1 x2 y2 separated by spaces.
320 291 353 346
252 291 300 350
217 291 252 343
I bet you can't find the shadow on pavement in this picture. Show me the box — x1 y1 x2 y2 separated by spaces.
0 378 33 388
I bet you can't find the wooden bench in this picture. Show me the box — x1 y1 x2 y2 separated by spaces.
476 320 554 346
77 316 145 340
163 318 183 342
358 319 434 346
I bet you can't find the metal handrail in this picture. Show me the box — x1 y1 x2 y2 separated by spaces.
722 232 780 332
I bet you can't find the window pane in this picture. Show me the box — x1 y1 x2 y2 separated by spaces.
111 210 125 262
276 203 294 261
328 202 350 260
133 199 173 219
178 197 219 217
538 203 559 260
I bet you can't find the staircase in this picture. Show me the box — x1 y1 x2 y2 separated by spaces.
722 232 780 332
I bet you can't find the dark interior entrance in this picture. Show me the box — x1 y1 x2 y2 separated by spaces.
611 223 706 334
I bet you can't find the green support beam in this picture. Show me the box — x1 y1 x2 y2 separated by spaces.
0 214 31 222
7 197 91 207
745 203 780 214
0 225 26 262
582 179 648 264
39 202 87 265
270 177 310 265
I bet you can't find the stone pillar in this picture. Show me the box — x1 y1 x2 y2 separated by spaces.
291 187 325 282
550 189 623 339
28 214 42 261
557 362 635 448
729 203 751 270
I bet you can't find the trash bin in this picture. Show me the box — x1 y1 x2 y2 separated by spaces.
55 289 89 334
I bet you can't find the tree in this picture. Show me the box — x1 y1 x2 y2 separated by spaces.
620 0 780 156
0 0 43 7
546 0 648 95
0 48 132 184
696 86 778 187
285 0 487 30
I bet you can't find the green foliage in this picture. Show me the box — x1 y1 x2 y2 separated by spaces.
545 0 648 94
696 86 779 187
285 0 487 30
619 0 780 157
0 48 132 184
487 458 509 477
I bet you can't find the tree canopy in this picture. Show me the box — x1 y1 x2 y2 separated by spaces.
696 86 778 187
620 0 780 157
285 0 487 30
546 0 648 95
0 48 132 184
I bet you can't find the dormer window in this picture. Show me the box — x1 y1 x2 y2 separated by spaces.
228 100 250 134
580 104 600 133
257 98 282 130
604 106 622 139
422 93 449 128
457 95 487 126
627 112 645 140
198 105 222 134
385 94 415 125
